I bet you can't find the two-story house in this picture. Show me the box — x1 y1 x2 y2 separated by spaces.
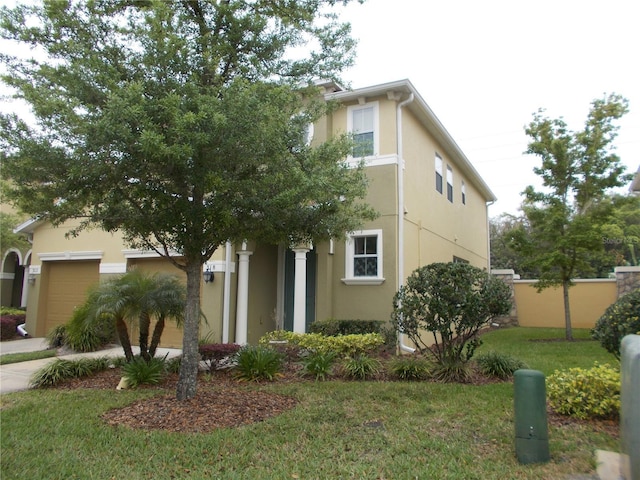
15 79 496 347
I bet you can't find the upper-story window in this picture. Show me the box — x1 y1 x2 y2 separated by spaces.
435 154 443 194
446 165 454 203
461 181 466 205
348 103 378 158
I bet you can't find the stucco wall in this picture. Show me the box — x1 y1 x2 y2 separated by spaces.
513 280 618 329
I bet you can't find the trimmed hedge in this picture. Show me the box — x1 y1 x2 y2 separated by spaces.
260 331 384 357
592 288 640 359
0 314 25 341
309 318 383 336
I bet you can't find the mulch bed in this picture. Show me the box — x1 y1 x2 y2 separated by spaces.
51 360 619 437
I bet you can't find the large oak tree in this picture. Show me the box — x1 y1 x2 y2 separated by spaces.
0 0 374 399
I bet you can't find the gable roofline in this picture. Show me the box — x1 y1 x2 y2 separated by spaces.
325 79 497 202
14 217 42 235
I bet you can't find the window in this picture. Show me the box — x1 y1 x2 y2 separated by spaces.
446 165 453 203
453 256 469 264
435 154 443 194
342 229 384 285
461 181 466 205
348 103 378 158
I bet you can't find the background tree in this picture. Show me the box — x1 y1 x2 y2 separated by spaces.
391 263 511 382
0 0 374 400
490 213 540 278
514 94 630 341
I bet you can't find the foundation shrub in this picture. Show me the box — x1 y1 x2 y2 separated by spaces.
309 319 383 336
260 331 384 357
475 351 528 379
592 288 640 359
46 324 67 348
30 357 111 388
300 350 337 381
234 345 283 382
64 305 115 352
341 354 382 380
0 316 17 340
547 362 621 420
122 357 167 388
389 356 432 381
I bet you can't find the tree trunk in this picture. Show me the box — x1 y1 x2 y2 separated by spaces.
176 260 202 400
562 280 573 341
148 315 165 359
115 317 134 362
138 311 151 361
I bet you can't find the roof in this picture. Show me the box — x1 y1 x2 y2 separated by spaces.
325 79 497 202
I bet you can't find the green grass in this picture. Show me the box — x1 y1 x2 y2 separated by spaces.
0 327 620 479
0 349 56 365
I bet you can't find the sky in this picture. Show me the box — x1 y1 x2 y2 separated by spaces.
336 0 640 217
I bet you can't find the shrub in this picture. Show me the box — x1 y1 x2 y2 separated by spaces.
0 316 17 341
547 362 621 420
30 357 111 388
234 345 283 382
431 360 470 383
389 356 432 381
475 351 528 380
122 357 167 388
300 350 337 381
392 262 511 377
341 354 382 380
260 331 384 357
199 343 241 371
65 306 115 352
592 288 640 359
166 356 182 374
46 325 67 348
309 319 383 336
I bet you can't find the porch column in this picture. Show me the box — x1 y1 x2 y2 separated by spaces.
292 246 310 334
235 242 253 345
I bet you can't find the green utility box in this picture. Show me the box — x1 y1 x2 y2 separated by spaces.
514 369 550 464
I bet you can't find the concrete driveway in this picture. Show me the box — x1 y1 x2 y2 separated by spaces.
0 338 181 394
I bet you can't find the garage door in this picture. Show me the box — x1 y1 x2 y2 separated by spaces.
127 258 186 348
44 261 100 334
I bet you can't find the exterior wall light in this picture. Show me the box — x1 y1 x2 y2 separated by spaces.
203 267 214 284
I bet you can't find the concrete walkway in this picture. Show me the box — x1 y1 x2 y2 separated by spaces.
0 338 181 394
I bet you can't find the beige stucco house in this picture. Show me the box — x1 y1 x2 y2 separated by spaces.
13 79 496 348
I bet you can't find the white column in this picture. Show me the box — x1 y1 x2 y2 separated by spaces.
292 247 310 334
235 242 253 345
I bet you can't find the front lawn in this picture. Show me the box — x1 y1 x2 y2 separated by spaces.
0 327 619 479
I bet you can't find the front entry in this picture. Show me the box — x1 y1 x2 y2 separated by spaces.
283 248 316 332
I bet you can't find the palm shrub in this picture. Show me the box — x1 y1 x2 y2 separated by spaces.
122 356 167 388
592 288 640 359
547 362 621 420
475 351 528 379
234 345 283 382
341 354 382 380
300 350 337 381
389 356 432 381
392 262 511 381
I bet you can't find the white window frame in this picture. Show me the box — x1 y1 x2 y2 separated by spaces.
461 180 466 205
347 102 379 159
435 154 443 194
446 165 454 203
342 229 384 285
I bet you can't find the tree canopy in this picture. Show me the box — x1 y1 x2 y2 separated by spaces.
0 0 373 399
513 94 630 340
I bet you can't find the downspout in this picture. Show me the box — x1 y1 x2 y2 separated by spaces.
222 241 232 343
396 93 415 353
486 201 495 271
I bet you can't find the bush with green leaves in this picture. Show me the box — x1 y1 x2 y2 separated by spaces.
547 362 620 420
122 357 167 388
475 351 528 380
392 262 511 380
46 324 68 348
389 356 432 381
64 304 115 352
592 288 640 359
300 350 337 381
260 331 384 357
309 319 383 336
234 345 283 382
341 354 382 380
30 357 111 388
